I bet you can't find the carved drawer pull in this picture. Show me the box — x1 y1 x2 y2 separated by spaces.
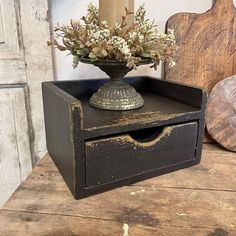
126 126 173 148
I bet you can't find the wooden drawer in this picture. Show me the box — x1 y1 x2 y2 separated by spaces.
85 122 198 187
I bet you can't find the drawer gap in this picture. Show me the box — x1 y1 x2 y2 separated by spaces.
85 119 199 142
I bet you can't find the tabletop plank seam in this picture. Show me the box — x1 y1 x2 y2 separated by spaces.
1 209 235 232
132 185 236 192
0 209 116 222
9 184 236 195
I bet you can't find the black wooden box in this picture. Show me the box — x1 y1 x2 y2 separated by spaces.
42 76 207 199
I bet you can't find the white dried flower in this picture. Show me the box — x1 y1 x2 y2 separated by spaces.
83 2 98 25
108 36 131 57
90 28 110 43
169 61 176 67
88 23 99 32
129 31 137 40
87 2 98 14
135 4 145 24
101 20 109 29
164 29 176 43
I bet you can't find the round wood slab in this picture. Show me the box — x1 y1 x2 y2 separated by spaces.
206 75 236 152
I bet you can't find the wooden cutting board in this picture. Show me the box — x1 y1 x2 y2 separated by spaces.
165 0 236 92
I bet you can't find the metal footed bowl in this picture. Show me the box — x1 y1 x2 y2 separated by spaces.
89 80 144 110
80 58 152 111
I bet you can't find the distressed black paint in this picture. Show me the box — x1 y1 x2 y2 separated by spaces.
42 76 207 199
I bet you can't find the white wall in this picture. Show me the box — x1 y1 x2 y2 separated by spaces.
48 0 234 81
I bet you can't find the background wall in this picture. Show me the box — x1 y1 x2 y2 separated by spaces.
48 0 232 81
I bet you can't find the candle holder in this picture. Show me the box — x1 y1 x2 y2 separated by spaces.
48 3 177 111
80 58 152 110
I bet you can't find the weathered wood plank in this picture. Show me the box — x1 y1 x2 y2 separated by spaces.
0 59 27 84
2 146 236 231
0 0 53 208
18 144 236 192
1 210 232 236
2 183 236 231
1 145 235 234
19 0 53 163
0 3 4 43
134 146 236 191
0 0 21 56
0 86 32 206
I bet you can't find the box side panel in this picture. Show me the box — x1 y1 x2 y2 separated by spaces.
42 83 77 196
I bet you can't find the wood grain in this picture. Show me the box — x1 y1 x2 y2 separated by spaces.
134 144 236 191
0 145 235 236
0 0 21 57
13 144 236 191
0 211 228 236
0 86 32 207
0 5 4 43
2 179 236 230
19 0 54 163
206 75 236 152
0 59 27 84
165 0 236 92
0 0 53 208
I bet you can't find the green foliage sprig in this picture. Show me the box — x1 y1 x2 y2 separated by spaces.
48 3 177 70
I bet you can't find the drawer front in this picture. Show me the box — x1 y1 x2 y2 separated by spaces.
85 122 198 187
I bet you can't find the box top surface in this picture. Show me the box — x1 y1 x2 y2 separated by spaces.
81 92 200 139
45 77 206 139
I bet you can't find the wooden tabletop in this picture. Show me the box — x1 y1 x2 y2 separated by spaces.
0 144 235 236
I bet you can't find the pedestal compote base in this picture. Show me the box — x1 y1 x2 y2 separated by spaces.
80 58 152 111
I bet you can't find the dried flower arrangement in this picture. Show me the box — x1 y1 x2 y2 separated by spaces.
48 3 177 70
